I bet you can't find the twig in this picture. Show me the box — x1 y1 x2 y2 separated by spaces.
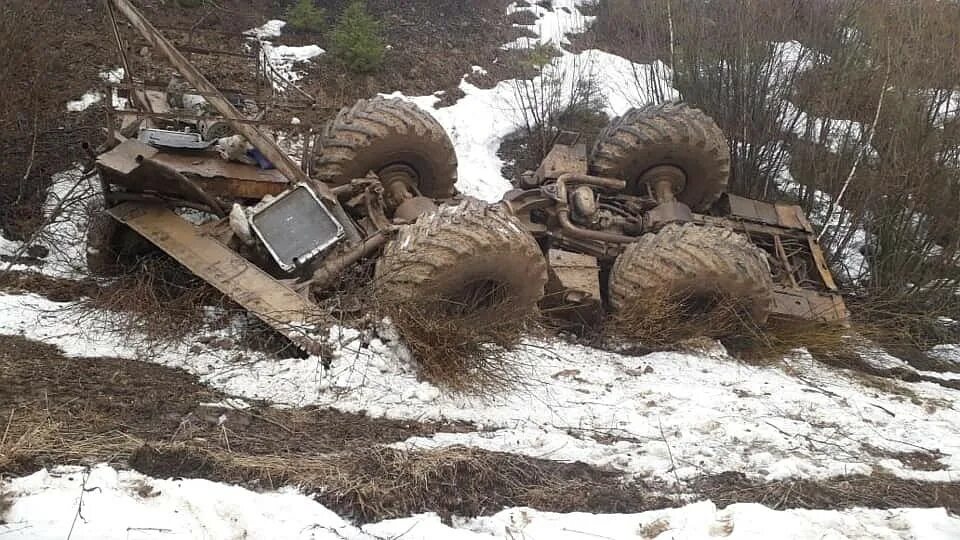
0 409 13 451
3 169 97 272
818 56 890 241
65 467 91 540
16 109 40 204
657 416 682 501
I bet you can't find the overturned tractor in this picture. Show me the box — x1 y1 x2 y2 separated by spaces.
90 0 847 354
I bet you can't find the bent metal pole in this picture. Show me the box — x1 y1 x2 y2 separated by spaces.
106 0 329 197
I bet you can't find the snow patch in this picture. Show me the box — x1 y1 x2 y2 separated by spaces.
66 92 104 112
244 20 324 89
367 502 960 540
2 465 374 540
504 0 595 48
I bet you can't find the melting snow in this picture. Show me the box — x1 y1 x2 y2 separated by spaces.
4 465 959 540
2 292 959 485
504 0 595 48
65 92 104 112
245 20 324 89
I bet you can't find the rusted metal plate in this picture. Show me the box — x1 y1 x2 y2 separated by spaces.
143 89 171 114
775 204 814 233
770 287 849 325
97 140 290 199
721 195 814 234
97 139 158 175
543 249 603 329
547 249 601 300
150 151 290 198
808 236 840 291
723 194 780 226
107 202 328 353
535 142 588 182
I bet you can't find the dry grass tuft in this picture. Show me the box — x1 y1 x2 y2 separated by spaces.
604 286 759 352
379 292 541 395
0 406 142 475
722 318 856 366
78 254 230 346
692 470 960 513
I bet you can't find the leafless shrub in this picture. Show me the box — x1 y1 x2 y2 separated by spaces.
510 46 608 166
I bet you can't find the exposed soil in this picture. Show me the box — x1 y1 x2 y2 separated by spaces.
692 471 960 514
0 1 115 241
0 271 100 303
292 0 532 114
0 334 472 478
3 333 960 523
131 444 676 524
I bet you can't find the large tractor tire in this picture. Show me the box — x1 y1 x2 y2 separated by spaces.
375 199 547 323
589 102 730 211
608 223 774 324
313 97 458 198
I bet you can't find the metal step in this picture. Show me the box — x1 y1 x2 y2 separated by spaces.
108 202 327 354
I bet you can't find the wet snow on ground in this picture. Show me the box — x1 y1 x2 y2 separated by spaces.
5 2 960 539
2 291 959 486
4 465 960 540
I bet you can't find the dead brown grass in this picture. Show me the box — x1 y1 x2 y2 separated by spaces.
0 270 98 302
379 293 541 395
0 406 143 475
131 443 672 524
722 318 855 365
692 471 960 513
604 287 759 352
78 255 230 346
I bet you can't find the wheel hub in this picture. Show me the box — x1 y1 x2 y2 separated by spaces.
640 165 686 204
379 163 420 204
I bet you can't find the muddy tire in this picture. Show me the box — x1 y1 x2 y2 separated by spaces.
608 223 774 324
589 102 730 211
375 199 547 323
313 97 458 198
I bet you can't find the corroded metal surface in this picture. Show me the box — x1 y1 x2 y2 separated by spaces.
97 140 290 199
107 202 327 353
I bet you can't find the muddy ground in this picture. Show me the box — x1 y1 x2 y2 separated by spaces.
2 332 959 523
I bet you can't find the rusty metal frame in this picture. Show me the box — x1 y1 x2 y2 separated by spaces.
107 0 324 196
